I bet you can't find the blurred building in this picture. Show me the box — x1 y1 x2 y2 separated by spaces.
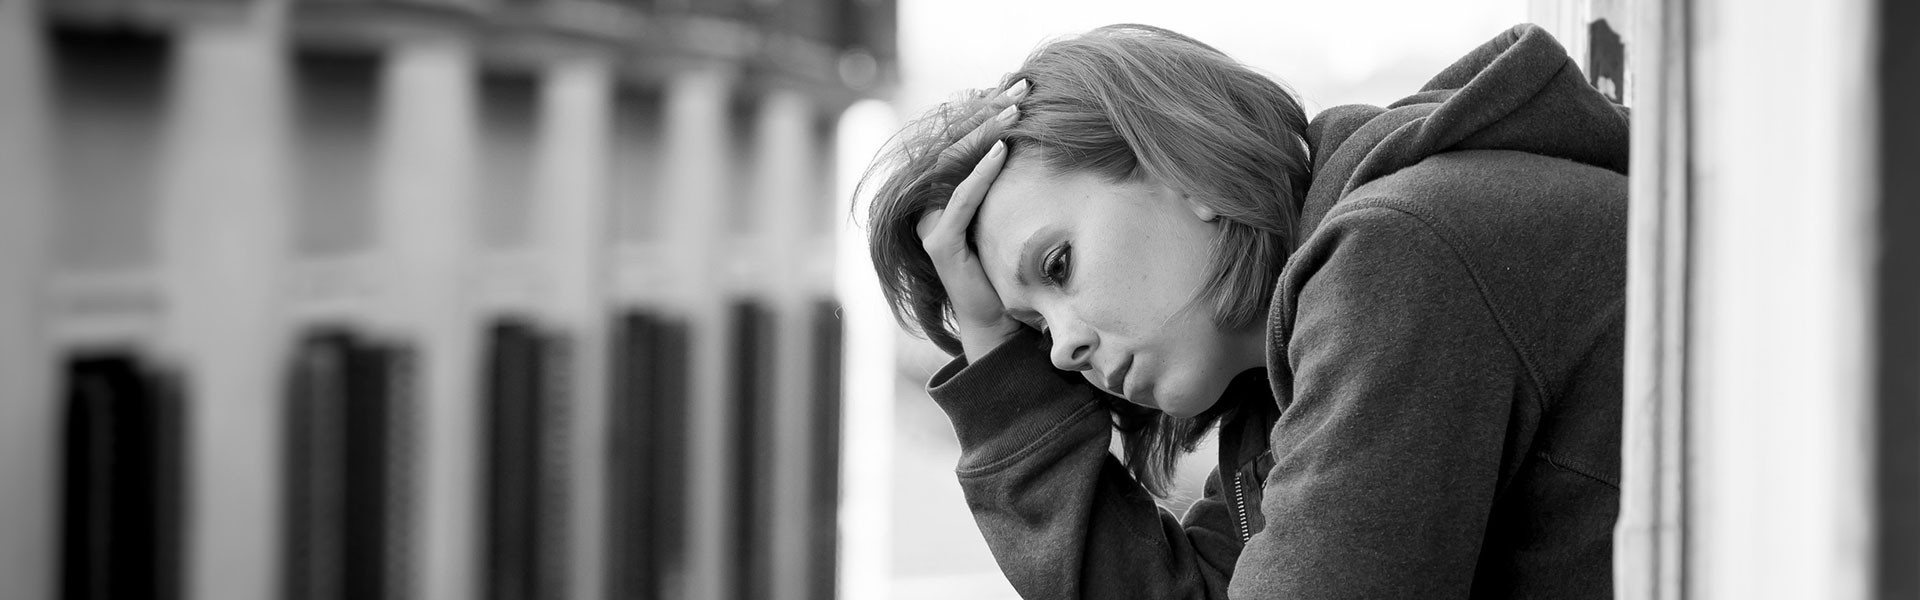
0 0 894 599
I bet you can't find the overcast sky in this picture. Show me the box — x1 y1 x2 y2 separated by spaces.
894 0 1529 117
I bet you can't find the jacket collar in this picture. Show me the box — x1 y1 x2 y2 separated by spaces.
1216 368 1279 472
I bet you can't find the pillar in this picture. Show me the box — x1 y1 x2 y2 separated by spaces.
0 1 55 596
530 55 615 600
656 63 739 600
161 17 293 600
377 38 481 600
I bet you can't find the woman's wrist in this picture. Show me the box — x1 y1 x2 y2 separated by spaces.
929 326 1105 470
960 322 1024 363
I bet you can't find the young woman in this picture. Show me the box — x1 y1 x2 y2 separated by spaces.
863 23 1628 598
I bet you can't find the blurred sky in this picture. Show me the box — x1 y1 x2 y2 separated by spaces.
895 0 1530 117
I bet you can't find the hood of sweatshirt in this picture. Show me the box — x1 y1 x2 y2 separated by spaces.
1297 23 1631 236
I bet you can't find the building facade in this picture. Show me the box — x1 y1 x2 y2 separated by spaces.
0 0 895 599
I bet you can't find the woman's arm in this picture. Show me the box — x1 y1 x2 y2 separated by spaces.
1231 205 1530 598
928 327 1245 599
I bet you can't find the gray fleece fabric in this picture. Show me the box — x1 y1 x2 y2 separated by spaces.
925 23 1628 599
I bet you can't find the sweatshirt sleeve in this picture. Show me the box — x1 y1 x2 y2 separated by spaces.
927 327 1246 599
1230 205 1529 598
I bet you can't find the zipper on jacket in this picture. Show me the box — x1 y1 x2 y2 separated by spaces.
1231 471 1252 543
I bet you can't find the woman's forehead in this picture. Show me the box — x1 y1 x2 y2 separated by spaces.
976 166 1166 238
975 167 1090 251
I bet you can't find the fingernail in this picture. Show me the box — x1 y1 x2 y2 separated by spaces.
1004 79 1029 98
997 104 1019 121
988 139 1006 158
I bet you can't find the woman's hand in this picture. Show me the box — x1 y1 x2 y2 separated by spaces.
917 80 1028 362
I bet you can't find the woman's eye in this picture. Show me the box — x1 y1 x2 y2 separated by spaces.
1040 243 1073 286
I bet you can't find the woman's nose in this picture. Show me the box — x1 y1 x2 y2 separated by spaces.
1047 321 1096 371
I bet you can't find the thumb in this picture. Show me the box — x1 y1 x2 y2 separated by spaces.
916 209 944 242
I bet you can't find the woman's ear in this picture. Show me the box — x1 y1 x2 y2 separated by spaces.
1184 194 1219 222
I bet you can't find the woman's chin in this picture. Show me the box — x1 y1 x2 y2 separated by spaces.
1145 392 1207 419
1145 382 1232 419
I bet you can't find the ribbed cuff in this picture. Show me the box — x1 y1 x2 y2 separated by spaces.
926 327 1104 470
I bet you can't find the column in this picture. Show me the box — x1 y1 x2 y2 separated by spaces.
1617 0 1688 597
0 2 54 597
159 19 292 600
656 62 738 600
530 55 615 600
377 38 481 600
750 88 828 600
1686 0 1876 597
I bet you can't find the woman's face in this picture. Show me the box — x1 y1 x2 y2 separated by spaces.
973 161 1266 418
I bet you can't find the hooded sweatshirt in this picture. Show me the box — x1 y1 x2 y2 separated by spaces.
924 24 1628 599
